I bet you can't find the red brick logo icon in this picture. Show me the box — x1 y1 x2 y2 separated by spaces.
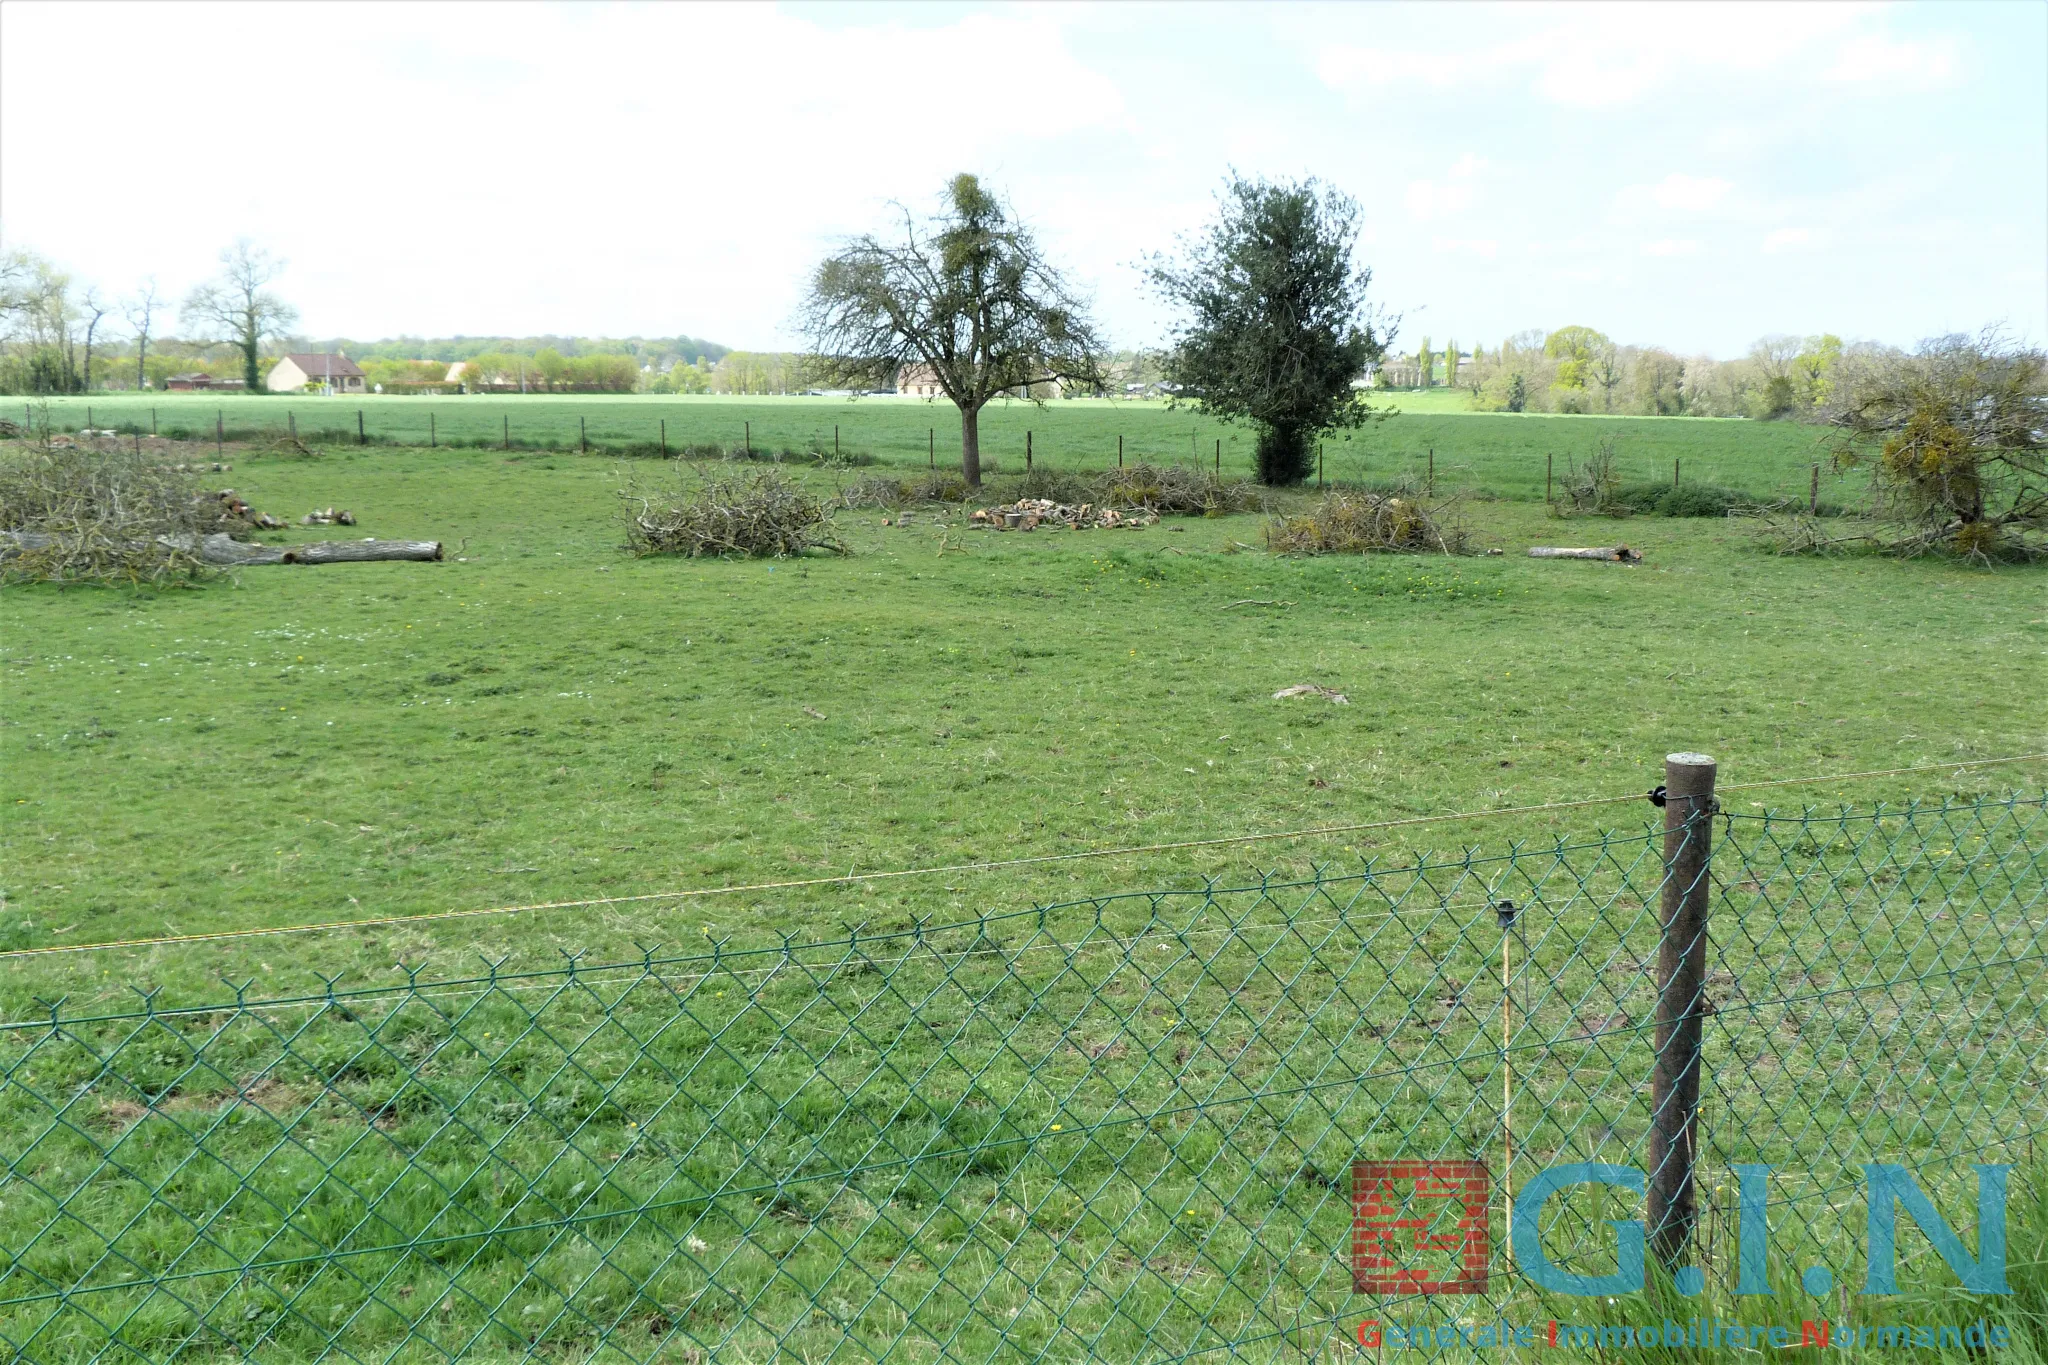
1351 1160 1490 1295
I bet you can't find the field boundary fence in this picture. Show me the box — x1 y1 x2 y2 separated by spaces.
21 397 1855 508
1 767 2043 1361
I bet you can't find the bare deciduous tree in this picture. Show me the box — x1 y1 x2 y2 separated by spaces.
124 278 160 392
800 174 1104 487
181 241 298 392
79 288 110 395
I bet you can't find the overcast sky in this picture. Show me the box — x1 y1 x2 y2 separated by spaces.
4 1 2041 357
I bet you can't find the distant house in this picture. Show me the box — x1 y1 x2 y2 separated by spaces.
164 373 245 391
267 353 367 394
897 363 944 397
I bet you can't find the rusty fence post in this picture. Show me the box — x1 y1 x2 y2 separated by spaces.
1647 751 1717 1273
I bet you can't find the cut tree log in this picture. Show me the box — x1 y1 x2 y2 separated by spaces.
1527 545 1641 562
276 537 441 564
0 530 441 567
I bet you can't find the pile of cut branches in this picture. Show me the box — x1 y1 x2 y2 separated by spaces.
969 498 1157 530
0 443 222 585
1095 461 1267 516
1265 491 1470 555
619 468 845 558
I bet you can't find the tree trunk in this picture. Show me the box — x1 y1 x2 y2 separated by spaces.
959 402 983 488
194 534 442 565
136 334 148 392
1255 423 1311 486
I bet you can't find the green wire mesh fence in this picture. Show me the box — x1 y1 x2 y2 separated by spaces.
0 793 2042 1362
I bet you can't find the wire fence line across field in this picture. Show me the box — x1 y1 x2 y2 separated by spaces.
7 751 2043 965
0 791 2042 1363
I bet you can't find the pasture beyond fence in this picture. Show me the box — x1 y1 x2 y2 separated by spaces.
23 395 1846 507
1 772 2042 1362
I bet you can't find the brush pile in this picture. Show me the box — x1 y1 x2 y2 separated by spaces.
0 443 223 584
1265 491 1471 556
618 467 845 558
1096 461 1267 516
970 498 1158 530
838 471 972 509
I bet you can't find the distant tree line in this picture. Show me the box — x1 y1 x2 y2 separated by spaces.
0 243 732 396
1380 326 1850 420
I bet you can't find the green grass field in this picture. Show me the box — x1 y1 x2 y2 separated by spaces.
1 429 2043 1362
31 393 1844 506
1 432 2035 1001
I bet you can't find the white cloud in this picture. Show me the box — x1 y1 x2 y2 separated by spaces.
1762 228 1817 253
1432 237 1501 259
1826 34 1958 88
0 2 1126 346
1320 2 1876 108
1642 239 1701 257
1652 175 1733 212
1405 155 1488 223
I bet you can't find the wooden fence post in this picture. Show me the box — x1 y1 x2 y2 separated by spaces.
1215 438 1221 475
429 412 435 448
1546 453 1553 506
1648 751 1717 1272
357 410 366 445
745 420 751 457
660 419 666 457
1428 446 1434 493
580 416 587 454
1318 443 1324 490
289 412 296 442
929 427 934 471
88 405 93 430
835 424 840 458
151 407 157 436
1118 433 1124 468
1810 464 1820 515
1674 457 1681 488
216 411 223 456
1026 429 1033 472
503 415 509 451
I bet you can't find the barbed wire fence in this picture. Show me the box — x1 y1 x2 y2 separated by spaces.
0 766 2042 1362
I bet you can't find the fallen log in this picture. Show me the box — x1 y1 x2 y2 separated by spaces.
1 530 441 567
1527 545 1641 562
281 538 440 564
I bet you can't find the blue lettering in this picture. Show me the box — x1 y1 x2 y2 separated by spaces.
1863 1164 2010 1295
1511 1162 1644 1296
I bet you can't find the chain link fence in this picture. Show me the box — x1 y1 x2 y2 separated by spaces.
2 790 2042 1362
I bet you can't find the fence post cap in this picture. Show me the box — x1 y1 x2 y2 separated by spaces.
1666 752 1715 768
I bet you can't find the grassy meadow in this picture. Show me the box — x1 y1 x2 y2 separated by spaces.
1 415 2044 1361
1 414 2037 1003
33 392 1846 506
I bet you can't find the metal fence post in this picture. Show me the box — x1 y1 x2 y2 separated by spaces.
1648 750 1717 1271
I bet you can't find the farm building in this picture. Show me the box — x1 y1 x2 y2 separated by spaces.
267 353 367 394
897 363 944 397
898 362 1064 399
163 373 245 391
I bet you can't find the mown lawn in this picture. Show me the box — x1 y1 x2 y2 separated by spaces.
1 436 2038 1008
